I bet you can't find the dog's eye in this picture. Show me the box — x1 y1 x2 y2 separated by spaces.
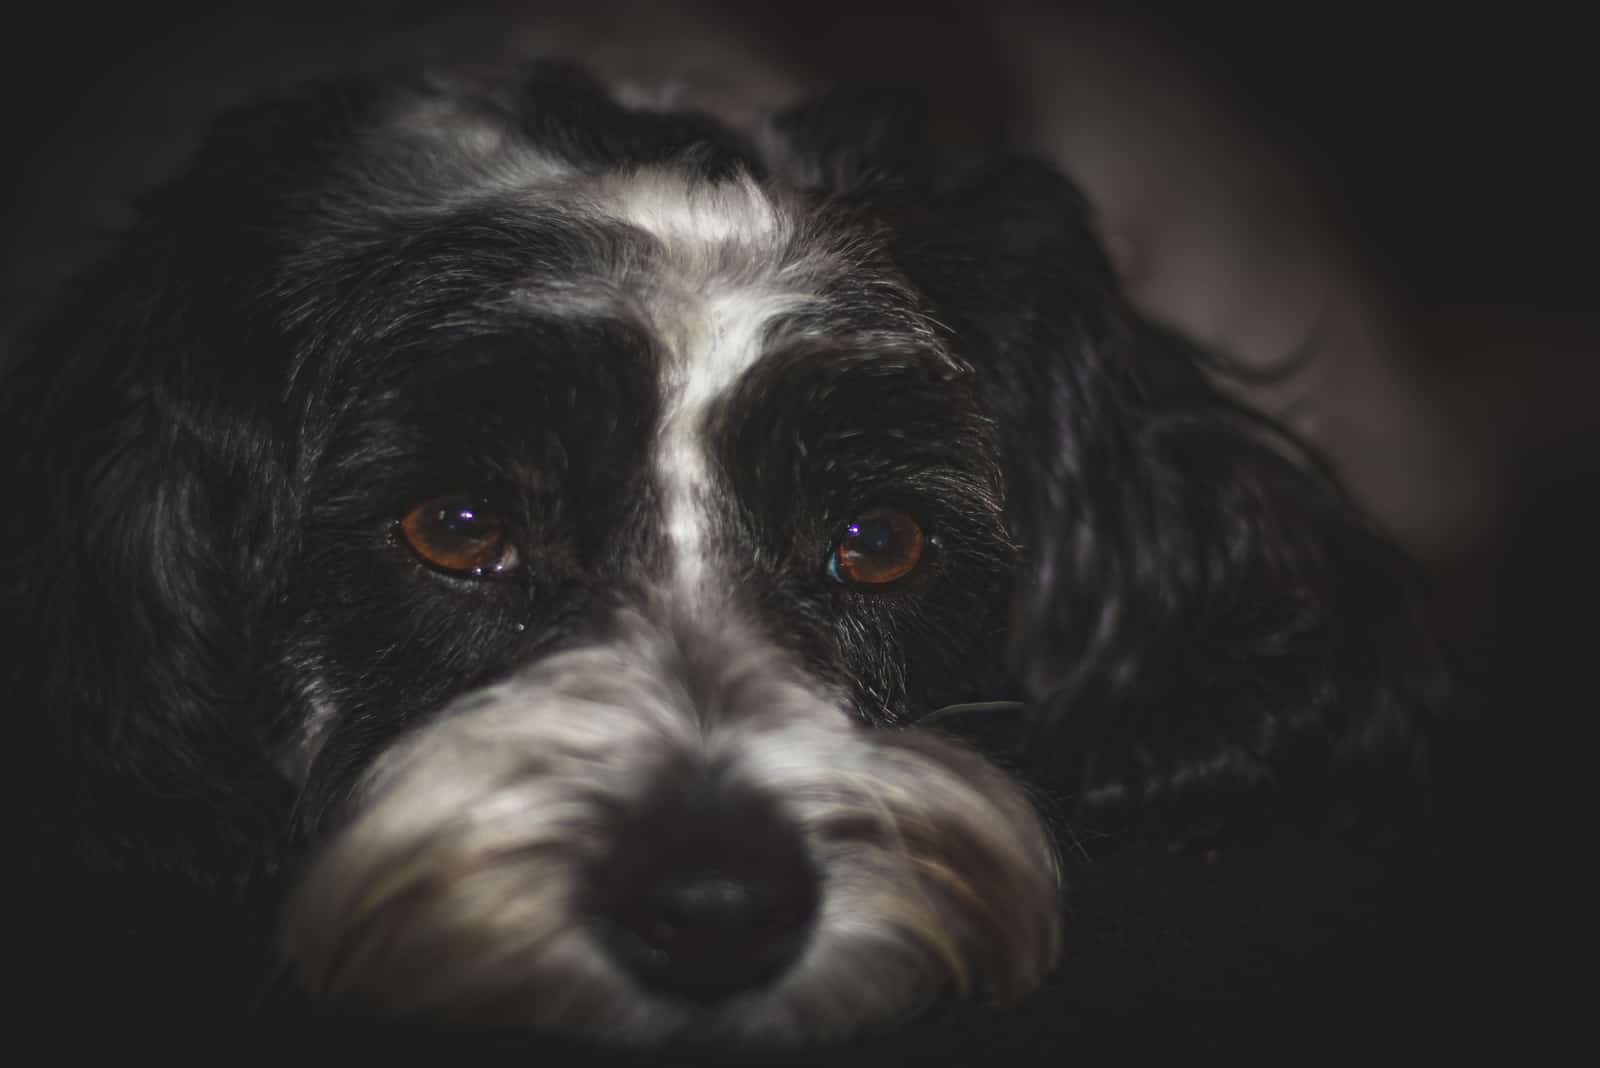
398 496 520 577
827 508 926 587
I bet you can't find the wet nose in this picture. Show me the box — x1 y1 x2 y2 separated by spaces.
586 778 819 1001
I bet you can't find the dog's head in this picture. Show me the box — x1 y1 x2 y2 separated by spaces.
5 64 1446 1043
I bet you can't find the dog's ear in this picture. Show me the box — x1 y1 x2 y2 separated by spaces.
0 93 351 891
886 160 1451 844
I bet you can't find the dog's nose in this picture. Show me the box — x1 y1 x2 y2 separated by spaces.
586 779 819 1001
604 866 815 1000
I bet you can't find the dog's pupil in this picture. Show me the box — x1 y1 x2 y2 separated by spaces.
831 508 926 587
848 518 894 556
399 496 512 575
438 506 486 539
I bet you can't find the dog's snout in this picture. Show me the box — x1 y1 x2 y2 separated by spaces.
586 774 819 1001
603 866 816 1001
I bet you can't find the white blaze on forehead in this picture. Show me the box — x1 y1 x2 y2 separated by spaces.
653 288 803 595
596 170 827 597
602 168 791 251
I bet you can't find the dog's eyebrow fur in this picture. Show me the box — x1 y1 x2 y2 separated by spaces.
565 169 835 604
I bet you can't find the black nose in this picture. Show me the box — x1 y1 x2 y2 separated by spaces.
605 869 815 1000
587 778 819 1002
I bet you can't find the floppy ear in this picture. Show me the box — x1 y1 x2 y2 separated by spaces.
885 159 1451 843
0 93 351 893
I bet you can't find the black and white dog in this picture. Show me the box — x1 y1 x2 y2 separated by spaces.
5 63 1446 1044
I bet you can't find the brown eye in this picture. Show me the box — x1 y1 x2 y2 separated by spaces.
827 507 927 587
398 496 520 577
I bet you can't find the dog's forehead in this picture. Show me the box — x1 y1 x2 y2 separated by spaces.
596 168 791 254
309 93 977 592
568 167 954 597
570 168 830 378
329 79 960 380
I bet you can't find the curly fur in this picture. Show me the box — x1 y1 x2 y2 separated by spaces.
4 63 1449 1042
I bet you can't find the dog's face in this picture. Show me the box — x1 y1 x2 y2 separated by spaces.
7 65 1444 1046
274 154 1055 1041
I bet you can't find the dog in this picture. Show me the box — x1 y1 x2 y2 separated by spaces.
4 62 1448 1046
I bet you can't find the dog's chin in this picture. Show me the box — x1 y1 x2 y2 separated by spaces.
278 606 1061 1044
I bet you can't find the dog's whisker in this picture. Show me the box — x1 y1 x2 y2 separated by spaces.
919 699 1028 725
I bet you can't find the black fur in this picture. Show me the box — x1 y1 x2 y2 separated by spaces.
4 64 1449 1028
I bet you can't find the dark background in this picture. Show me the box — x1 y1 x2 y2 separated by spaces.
6 0 1588 1058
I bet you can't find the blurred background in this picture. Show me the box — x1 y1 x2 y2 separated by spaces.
4 0 1590 1049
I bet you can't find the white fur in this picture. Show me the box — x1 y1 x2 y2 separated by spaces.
282 604 1059 1043
593 170 829 598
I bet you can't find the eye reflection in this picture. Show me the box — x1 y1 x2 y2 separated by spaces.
398 495 520 577
827 508 926 587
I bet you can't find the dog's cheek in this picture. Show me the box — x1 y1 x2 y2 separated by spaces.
828 536 1018 723
272 538 597 816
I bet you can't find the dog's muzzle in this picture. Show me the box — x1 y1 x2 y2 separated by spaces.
279 605 1061 1044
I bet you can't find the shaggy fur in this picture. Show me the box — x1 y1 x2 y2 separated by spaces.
5 63 1447 1045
